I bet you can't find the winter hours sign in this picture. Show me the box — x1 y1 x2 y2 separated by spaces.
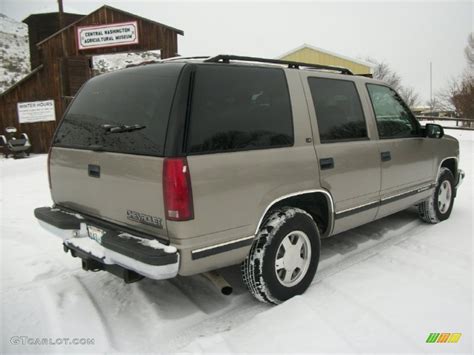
77 21 139 50
17 100 55 123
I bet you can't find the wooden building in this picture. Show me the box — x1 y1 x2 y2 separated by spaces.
0 5 183 153
23 12 84 69
278 44 373 75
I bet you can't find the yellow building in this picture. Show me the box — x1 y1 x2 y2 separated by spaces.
278 44 373 75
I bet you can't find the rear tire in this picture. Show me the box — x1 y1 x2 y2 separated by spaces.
242 207 320 304
418 167 455 224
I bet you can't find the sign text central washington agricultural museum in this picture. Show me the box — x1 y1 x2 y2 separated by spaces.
77 21 139 50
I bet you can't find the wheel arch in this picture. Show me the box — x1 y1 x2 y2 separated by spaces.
254 190 334 238
439 157 457 180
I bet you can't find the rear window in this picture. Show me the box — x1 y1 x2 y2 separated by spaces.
54 63 184 156
186 65 293 154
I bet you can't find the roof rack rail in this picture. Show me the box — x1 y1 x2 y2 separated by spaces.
161 56 211 62
126 60 159 68
204 54 353 75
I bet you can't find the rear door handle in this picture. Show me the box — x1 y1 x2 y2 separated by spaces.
320 158 334 170
88 164 101 178
381 151 391 162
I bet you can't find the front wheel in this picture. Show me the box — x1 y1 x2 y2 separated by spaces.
418 167 455 223
242 207 320 304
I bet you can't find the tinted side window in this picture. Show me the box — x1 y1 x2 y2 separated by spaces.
187 65 293 154
308 77 367 143
366 84 420 139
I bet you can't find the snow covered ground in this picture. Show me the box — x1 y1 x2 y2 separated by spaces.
0 131 472 353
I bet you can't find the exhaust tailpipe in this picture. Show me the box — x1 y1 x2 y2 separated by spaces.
202 271 233 295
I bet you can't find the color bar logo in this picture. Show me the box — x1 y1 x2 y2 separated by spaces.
426 333 462 343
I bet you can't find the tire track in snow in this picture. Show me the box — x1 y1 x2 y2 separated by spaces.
121 275 263 351
296 296 359 352
316 281 425 352
315 217 424 283
165 214 430 351
381 243 471 296
166 294 267 351
69 274 117 349
167 275 234 314
122 278 212 351
34 273 113 352
3 199 451 353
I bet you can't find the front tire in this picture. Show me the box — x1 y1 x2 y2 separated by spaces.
242 207 320 304
418 167 455 223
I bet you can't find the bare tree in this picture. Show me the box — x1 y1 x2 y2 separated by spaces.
366 57 423 108
399 86 420 107
453 70 474 118
435 71 474 118
465 32 474 68
366 57 402 91
425 98 440 111
435 34 474 119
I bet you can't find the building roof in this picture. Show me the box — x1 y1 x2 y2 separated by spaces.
23 12 85 24
277 43 374 69
36 5 184 47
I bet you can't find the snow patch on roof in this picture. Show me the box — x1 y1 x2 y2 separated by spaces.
92 50 161 74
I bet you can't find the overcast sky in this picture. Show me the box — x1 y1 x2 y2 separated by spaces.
1 0 472 103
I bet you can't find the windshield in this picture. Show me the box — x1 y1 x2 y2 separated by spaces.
54 63 184 156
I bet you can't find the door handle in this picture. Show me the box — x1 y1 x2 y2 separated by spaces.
381 151 391 162
320 158 334 170
88 164 101 178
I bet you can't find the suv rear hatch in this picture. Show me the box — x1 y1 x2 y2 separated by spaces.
50 63 185 240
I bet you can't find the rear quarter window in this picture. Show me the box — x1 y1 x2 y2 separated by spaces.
308 77 367 143
54 63 184 156
186 65 294 154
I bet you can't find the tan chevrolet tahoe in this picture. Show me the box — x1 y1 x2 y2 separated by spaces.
35 55 465 304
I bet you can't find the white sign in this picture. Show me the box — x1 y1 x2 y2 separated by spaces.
17 100 56 124
77 21 139 50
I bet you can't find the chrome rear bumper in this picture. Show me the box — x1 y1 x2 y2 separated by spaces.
34 206 179 281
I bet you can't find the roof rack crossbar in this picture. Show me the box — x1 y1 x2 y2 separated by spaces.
204 54 353 75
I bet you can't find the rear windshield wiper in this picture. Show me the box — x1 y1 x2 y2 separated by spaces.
101 124 146 134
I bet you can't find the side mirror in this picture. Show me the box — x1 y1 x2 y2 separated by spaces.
425 123 444 139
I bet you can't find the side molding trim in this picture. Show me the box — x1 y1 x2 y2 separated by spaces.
335 200 380 219
192 189 336 260
191 235 254 260
335 182 435 220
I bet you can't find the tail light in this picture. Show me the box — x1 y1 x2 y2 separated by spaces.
47 145 52 190
163 157 194 221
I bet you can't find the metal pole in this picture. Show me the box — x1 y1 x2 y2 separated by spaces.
58 0 67 58
430 61 433 112
58 0 64 27
57 0 70 102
